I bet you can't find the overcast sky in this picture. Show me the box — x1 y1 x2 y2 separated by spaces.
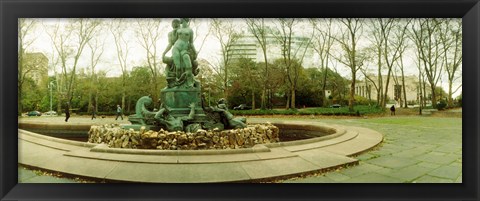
23 18 462 97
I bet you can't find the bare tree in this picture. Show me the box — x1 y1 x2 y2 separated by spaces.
310 18 335 107
211 18 240 100
46 19 101 109
190 19 212 56
395 19 412 108
411 18 444 109
18 18 38 115
366 19 386 105
378 19 402 107
439 19 462 107
245 18 269 109
86 26 106 113
136 19 165 105
273 18 313 109
332 18 366 112
382 19 410 107
111 19 131 112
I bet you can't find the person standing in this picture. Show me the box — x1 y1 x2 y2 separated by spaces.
65 102 70 122
91 104 96 120
390 105 396 116
115 105 123 120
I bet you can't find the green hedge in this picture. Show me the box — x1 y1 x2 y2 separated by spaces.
76 105 384 116
230 105 384 116
77 111 134 116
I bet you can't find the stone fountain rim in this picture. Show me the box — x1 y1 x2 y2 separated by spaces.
19 121 347 155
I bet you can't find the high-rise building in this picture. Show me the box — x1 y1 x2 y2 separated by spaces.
22 52 49 87
228 35 317 68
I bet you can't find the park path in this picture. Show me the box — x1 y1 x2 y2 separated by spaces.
18 115 462 183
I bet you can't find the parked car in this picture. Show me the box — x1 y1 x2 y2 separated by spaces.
233 104 252 110
27 111 42 116
330 104 341 108
43 110 58 116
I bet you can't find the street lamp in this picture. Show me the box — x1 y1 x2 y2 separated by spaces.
48 81 55 112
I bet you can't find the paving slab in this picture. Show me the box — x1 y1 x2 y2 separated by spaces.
382 165 433 182
366 156 419 169
335 162 384 177
391 147 434 158
18 167 38 181
413 175 455 183
324 172 351 182
415 152 459 165
427 166 462 180
417 162 442 169
340 173 403 183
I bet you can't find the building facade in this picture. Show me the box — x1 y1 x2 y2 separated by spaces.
355 75 431 106
228 35 316 68
23 52 49 87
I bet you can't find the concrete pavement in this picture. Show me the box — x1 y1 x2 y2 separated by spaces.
280 116 462 183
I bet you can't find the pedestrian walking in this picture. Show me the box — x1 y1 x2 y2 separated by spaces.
91 105 96 120
65 102 70 122
390 105 396 116
115 105 123 120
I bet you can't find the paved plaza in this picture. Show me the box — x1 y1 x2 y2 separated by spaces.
18 114 462 183
280 116 462 183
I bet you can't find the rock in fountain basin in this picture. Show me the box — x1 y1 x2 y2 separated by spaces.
88 123 280 150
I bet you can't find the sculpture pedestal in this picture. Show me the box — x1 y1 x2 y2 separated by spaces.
160 87 208 122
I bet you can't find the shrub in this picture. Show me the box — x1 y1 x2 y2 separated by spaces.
354 95 376 106
437 100 447 110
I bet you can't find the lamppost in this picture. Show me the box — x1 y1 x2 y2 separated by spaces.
48 81 55 112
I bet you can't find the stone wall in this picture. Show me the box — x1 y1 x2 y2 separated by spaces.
88 124 279 150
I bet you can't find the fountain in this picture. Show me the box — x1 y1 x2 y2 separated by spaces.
87 18 279 150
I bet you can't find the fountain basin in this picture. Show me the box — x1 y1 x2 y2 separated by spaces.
18 120 383 182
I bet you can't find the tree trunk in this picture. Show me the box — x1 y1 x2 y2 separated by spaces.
87 92 93 113
422 77 427 107
261 88 266 110
383 69 392 107
95 95 98 113
401 73 407 108
321 67 328 107
18 89 23 116
448 82 453 108
291 87 296 109
122 92 126 114
251 90 256 110
430 85 437 109
285 91 290 109
349 75 356 112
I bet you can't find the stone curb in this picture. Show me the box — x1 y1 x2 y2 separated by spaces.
90 144 271 155
19 129 96 148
